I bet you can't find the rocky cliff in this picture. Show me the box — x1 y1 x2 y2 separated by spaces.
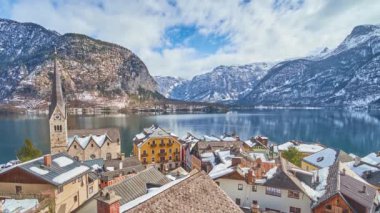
0 18 159 110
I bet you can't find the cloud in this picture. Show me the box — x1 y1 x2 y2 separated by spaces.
2 0 380 78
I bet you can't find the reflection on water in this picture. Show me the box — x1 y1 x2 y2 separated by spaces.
1 109 380 162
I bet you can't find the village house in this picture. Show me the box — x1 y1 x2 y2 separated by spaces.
212 155 314 213
191 138 243 173
0 153 98 213
242 136 270 152
301 148 353 171
132 125 182 172
99 156 145 188
76 167 171 212
277 141 325 157
179 132 200 171
101 170 243 213
49 49 121 161
312 161 380 212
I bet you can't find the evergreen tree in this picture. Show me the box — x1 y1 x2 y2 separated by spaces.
17 139 42 162
282 147 303 167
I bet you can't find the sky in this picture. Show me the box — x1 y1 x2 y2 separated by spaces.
0 0 380 79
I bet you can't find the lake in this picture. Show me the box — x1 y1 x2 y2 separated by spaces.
1 109 380 162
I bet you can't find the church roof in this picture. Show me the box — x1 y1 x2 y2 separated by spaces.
67 128 120 149
49 48 66 119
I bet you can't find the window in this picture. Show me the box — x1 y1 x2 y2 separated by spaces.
325 205 332 210
235 198 241 205
74 145 77 149
152 150 155 154
252 185 257 192
143 158 147 164
252 200 258 205
107 142 110 146
290 206 301 213
169 148 172 153
89 186 93 194
288 190 300 199
238 184 243 190
91 143 94 148
106 153 112 160
317 157 324 162
15 186 22 194
74 195 78 202
152 157 155 162
90 154 96 159
58 186 63 193
169 156 172 160
265 187 281 197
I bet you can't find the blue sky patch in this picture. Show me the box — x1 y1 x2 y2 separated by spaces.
161 24 230 56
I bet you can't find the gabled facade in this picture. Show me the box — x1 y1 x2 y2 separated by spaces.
133 125 182 172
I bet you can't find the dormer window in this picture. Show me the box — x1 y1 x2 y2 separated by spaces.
316 157 324 162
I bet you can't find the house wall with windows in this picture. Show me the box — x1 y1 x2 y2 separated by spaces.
216 178 312 213
133 137 182 171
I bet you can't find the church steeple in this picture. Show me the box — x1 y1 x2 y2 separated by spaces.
49 47 66 119
49 47 68 154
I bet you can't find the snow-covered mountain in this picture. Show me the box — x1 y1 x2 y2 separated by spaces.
0 18 159 109
153 76 187 98
241 24 380 107
157 63 273 102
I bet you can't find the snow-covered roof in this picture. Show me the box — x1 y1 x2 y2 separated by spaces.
278 141 324 153
1 199 39 213
203 135 221 141
135 133 146 140
29 166 49 175
302 148 337 168
67 133 111 149
249 152 275 163
301 167 329 201
344 161 380 176
361 152 380 166
52 165 89 184
53 156 74 167
243 140 255 147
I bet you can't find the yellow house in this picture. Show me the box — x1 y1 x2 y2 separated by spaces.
133 125 182 172
0 153 99 213
301 148 353 171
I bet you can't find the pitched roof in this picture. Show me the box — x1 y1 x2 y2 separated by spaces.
133 125 177 146
103 156 141 170
106 167 171 205
313 161 378 211
195 141 243 154
67 128 120 148
303 148 353 169
100 165 145 181
278 141 324 153
123 171 243 213
0 153 90 186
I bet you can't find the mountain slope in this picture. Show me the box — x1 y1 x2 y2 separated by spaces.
0 18 159 109
241 24 380 107
157 63 273 102
153 76 187 98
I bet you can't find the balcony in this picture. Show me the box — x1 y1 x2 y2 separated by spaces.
141 153 148 157
150 143 157 147
167 142 173 147
159 152 167 157
159 143 166 147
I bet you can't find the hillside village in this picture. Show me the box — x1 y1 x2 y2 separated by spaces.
1 52 380 213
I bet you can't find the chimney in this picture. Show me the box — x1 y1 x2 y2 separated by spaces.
97 190 121 213
341 168 346 176
246 169 255 184
119 162 123 170
44 154 52 167
231 157 242 167
362 185 367 193
251 202 260 213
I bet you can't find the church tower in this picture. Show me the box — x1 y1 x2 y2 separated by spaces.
49 48 68 154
